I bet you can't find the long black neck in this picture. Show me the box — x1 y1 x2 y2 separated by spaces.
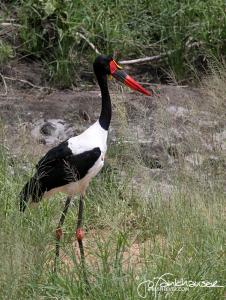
96 73 112 131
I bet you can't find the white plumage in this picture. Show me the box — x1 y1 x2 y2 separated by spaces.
68 120 108 155
44 120 107 198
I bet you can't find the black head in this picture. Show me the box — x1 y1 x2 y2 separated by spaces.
93 54 113 76
93 54 152 96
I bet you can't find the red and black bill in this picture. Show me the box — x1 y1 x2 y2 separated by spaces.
109 60 152 96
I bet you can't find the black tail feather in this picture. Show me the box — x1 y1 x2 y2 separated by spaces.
19 176 43 212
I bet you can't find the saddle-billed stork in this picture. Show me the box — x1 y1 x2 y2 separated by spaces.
19 55 151 271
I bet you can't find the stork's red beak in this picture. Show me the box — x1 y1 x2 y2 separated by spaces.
109 60 152 96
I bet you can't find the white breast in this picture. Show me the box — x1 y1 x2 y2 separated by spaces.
44 121 108 199
68 121 108 155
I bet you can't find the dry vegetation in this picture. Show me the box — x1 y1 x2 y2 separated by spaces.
0 1 226 299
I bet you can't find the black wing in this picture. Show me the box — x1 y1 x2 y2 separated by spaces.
36 140 72 169
34 141 101 194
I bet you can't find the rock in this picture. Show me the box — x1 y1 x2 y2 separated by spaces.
31 119 75 145
40 122 56 136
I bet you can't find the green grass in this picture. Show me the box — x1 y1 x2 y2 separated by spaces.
0 136 225 299
2 0 226 86
0 40 13 65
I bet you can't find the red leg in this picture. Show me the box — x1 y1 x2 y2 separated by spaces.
76 195 85 263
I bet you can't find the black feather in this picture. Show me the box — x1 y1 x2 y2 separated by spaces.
36 140 72 168
19 141 101 211
19 177 43 212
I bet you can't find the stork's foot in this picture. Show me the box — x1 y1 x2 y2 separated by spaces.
56 227 63 240
76 227 85 263
76 228 84 241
